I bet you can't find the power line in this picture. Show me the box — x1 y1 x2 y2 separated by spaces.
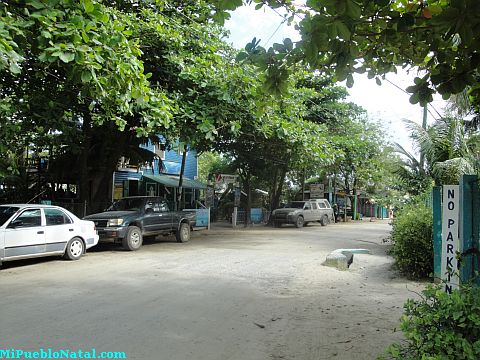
383 77 441 120
263 18 287 47
159 2 443 131
250 5 445 121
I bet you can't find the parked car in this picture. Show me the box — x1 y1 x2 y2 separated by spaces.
271 199 334 228
311 199 335 224
84 196 196 251
0 204 99 265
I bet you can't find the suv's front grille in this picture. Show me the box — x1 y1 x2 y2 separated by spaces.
93 220 108 228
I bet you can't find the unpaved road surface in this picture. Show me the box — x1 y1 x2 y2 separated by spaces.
0 220 423 360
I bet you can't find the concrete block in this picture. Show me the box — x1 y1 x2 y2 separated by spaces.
324 248 370 270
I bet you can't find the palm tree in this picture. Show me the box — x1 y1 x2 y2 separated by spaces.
396 116 479 187
393 142 432 196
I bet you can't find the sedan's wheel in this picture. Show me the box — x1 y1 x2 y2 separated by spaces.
122 226 143 251
321 215 328 226
176 222 190 243
64 237 85 260
295 216 304 228
273 221 281 228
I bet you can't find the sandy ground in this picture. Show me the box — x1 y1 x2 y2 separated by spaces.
0 220 425 360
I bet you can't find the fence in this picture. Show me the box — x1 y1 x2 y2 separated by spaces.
235 208 270 225
46 201 112 218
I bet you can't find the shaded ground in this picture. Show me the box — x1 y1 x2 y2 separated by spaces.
0 220 423 360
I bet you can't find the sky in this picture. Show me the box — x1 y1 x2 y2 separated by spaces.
224 3 448 154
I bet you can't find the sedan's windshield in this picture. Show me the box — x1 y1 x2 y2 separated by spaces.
107 198 144 211
285 202 305 209
0 206 20 226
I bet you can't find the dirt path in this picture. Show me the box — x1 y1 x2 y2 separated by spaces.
0 220 424 360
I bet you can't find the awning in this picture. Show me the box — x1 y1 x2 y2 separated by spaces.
142 174 207 190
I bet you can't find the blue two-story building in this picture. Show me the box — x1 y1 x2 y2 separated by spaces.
113 141 206 209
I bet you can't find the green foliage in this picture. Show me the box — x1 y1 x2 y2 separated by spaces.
381 284 480 360
214 0 480 108
391 200 433 279
197 152 233 183
0 0 402 212
0 0 260 204
395 116 479 193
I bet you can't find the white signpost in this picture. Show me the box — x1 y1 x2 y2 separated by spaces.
310 183 325 199
214 174 240 227
441 185 460 294
215 174 238 186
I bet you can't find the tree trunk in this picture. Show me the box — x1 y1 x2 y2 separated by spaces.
271 166 287 211
87 130 128 214
177 148 187 210
301 167 305 200
352 177 358 221
270 167 278 211
78 109 92 214
244 172 252 227
89 170 115 213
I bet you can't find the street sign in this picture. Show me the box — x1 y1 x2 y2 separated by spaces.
215 174 238 186
310 183 324 198
441 185 460 294
234 188 241 207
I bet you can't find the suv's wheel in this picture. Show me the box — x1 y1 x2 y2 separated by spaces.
321 215 328 226
273 221 281 228
295 216 304 228
64 237 84 260
176 222 190 243
122 226 143 251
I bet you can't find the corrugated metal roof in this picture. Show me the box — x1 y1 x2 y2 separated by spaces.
142 174 206 190
114 171 142 184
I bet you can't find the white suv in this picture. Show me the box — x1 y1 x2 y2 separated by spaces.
271 199 334 228
312 199 335 225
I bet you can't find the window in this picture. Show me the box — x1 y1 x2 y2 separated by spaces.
12 209 42 227
154 201 169 212
108 198 144 211
45 208 72 226
318 201 327 209
0 206 19 226
304 202 311 210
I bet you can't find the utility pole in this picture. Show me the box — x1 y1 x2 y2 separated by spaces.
419 105 428 170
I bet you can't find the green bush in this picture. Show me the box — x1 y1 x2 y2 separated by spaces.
390 202 433 279
380 284 480 360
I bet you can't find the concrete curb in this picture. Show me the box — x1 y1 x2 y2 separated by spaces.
323 248 371 270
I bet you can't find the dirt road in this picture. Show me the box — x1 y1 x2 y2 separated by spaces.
0 221 423 360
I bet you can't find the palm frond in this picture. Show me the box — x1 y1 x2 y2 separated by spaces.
432 158 475 184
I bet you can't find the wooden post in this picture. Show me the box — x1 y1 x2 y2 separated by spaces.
353 190 357 220
232 207 237 228
207 207 211 231
432 186 442 281
459 175 479 285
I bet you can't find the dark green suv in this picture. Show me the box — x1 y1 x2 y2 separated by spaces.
84 196 195 250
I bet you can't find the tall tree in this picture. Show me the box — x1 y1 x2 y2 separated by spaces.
214 0 480 107
0 0 261 210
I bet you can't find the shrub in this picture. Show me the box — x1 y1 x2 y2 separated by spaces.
380 284 480 360
390 202 433 279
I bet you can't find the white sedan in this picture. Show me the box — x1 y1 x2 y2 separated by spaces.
0 204 99 265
